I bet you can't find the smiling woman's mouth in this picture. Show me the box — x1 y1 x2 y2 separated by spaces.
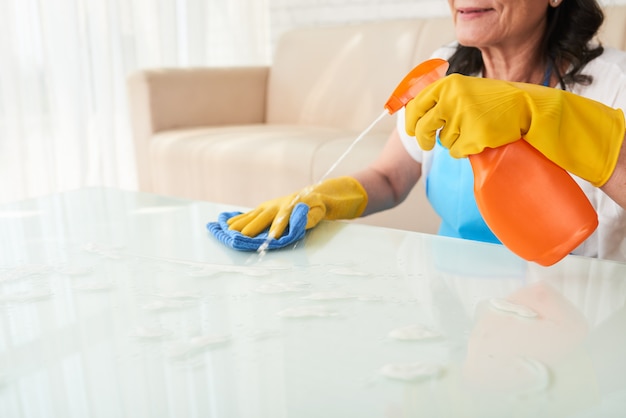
458 8 494 14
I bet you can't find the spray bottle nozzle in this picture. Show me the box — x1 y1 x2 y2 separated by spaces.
384 58 449 115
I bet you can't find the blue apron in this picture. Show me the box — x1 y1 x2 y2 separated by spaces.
426 137 501 243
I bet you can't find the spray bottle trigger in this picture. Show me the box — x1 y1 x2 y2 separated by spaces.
384 58 449 115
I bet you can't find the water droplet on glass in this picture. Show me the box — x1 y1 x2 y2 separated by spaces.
187 269 218 277
246 330 282 341
489 298 538 319
518 356 551 394
328 268 370 277
73 280 113 292
153 291 199 300
0 265 50 282
0 289 52 303
141 299 194 311
379 362 443 382
55 266 93 276
188 266 271 277
83 243 124 259
357 295 385 302
275 305 338 318
388 324 442 341
301 291 358 301
129 326 171 340
254 281 310 294
168 334 230 358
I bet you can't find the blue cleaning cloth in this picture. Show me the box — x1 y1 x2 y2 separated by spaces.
207 203 309 251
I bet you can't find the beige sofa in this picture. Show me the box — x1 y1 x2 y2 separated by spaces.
128 6 626 234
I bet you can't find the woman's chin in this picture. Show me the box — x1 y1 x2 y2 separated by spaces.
454 27 497 48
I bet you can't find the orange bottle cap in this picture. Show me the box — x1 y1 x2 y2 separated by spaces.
384 58 449 115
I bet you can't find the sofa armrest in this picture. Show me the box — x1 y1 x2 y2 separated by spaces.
127 66 270 191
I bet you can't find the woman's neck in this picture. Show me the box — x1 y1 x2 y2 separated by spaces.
481 46 549 85
476 25 558 86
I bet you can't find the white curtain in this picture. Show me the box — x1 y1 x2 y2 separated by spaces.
0 0 270 205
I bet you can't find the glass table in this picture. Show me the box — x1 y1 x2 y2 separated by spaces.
0 188 625 418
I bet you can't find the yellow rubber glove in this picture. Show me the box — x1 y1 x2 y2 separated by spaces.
227 176 368 238
405 74 625 187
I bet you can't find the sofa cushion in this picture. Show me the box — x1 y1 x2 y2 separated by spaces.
267 17 455 134
149 124 386 202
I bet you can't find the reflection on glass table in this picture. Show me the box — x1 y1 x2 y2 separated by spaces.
0 188 625 418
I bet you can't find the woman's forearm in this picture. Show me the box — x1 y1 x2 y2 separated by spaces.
352 129 422 217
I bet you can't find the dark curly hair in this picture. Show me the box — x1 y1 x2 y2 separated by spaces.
446 0 605 88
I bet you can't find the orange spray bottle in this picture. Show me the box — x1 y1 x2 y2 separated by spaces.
384 59 598 266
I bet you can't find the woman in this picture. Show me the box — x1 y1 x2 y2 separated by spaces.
223 0 626 261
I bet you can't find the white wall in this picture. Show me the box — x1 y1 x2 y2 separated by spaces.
269 0 626 46
269 0 449 44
